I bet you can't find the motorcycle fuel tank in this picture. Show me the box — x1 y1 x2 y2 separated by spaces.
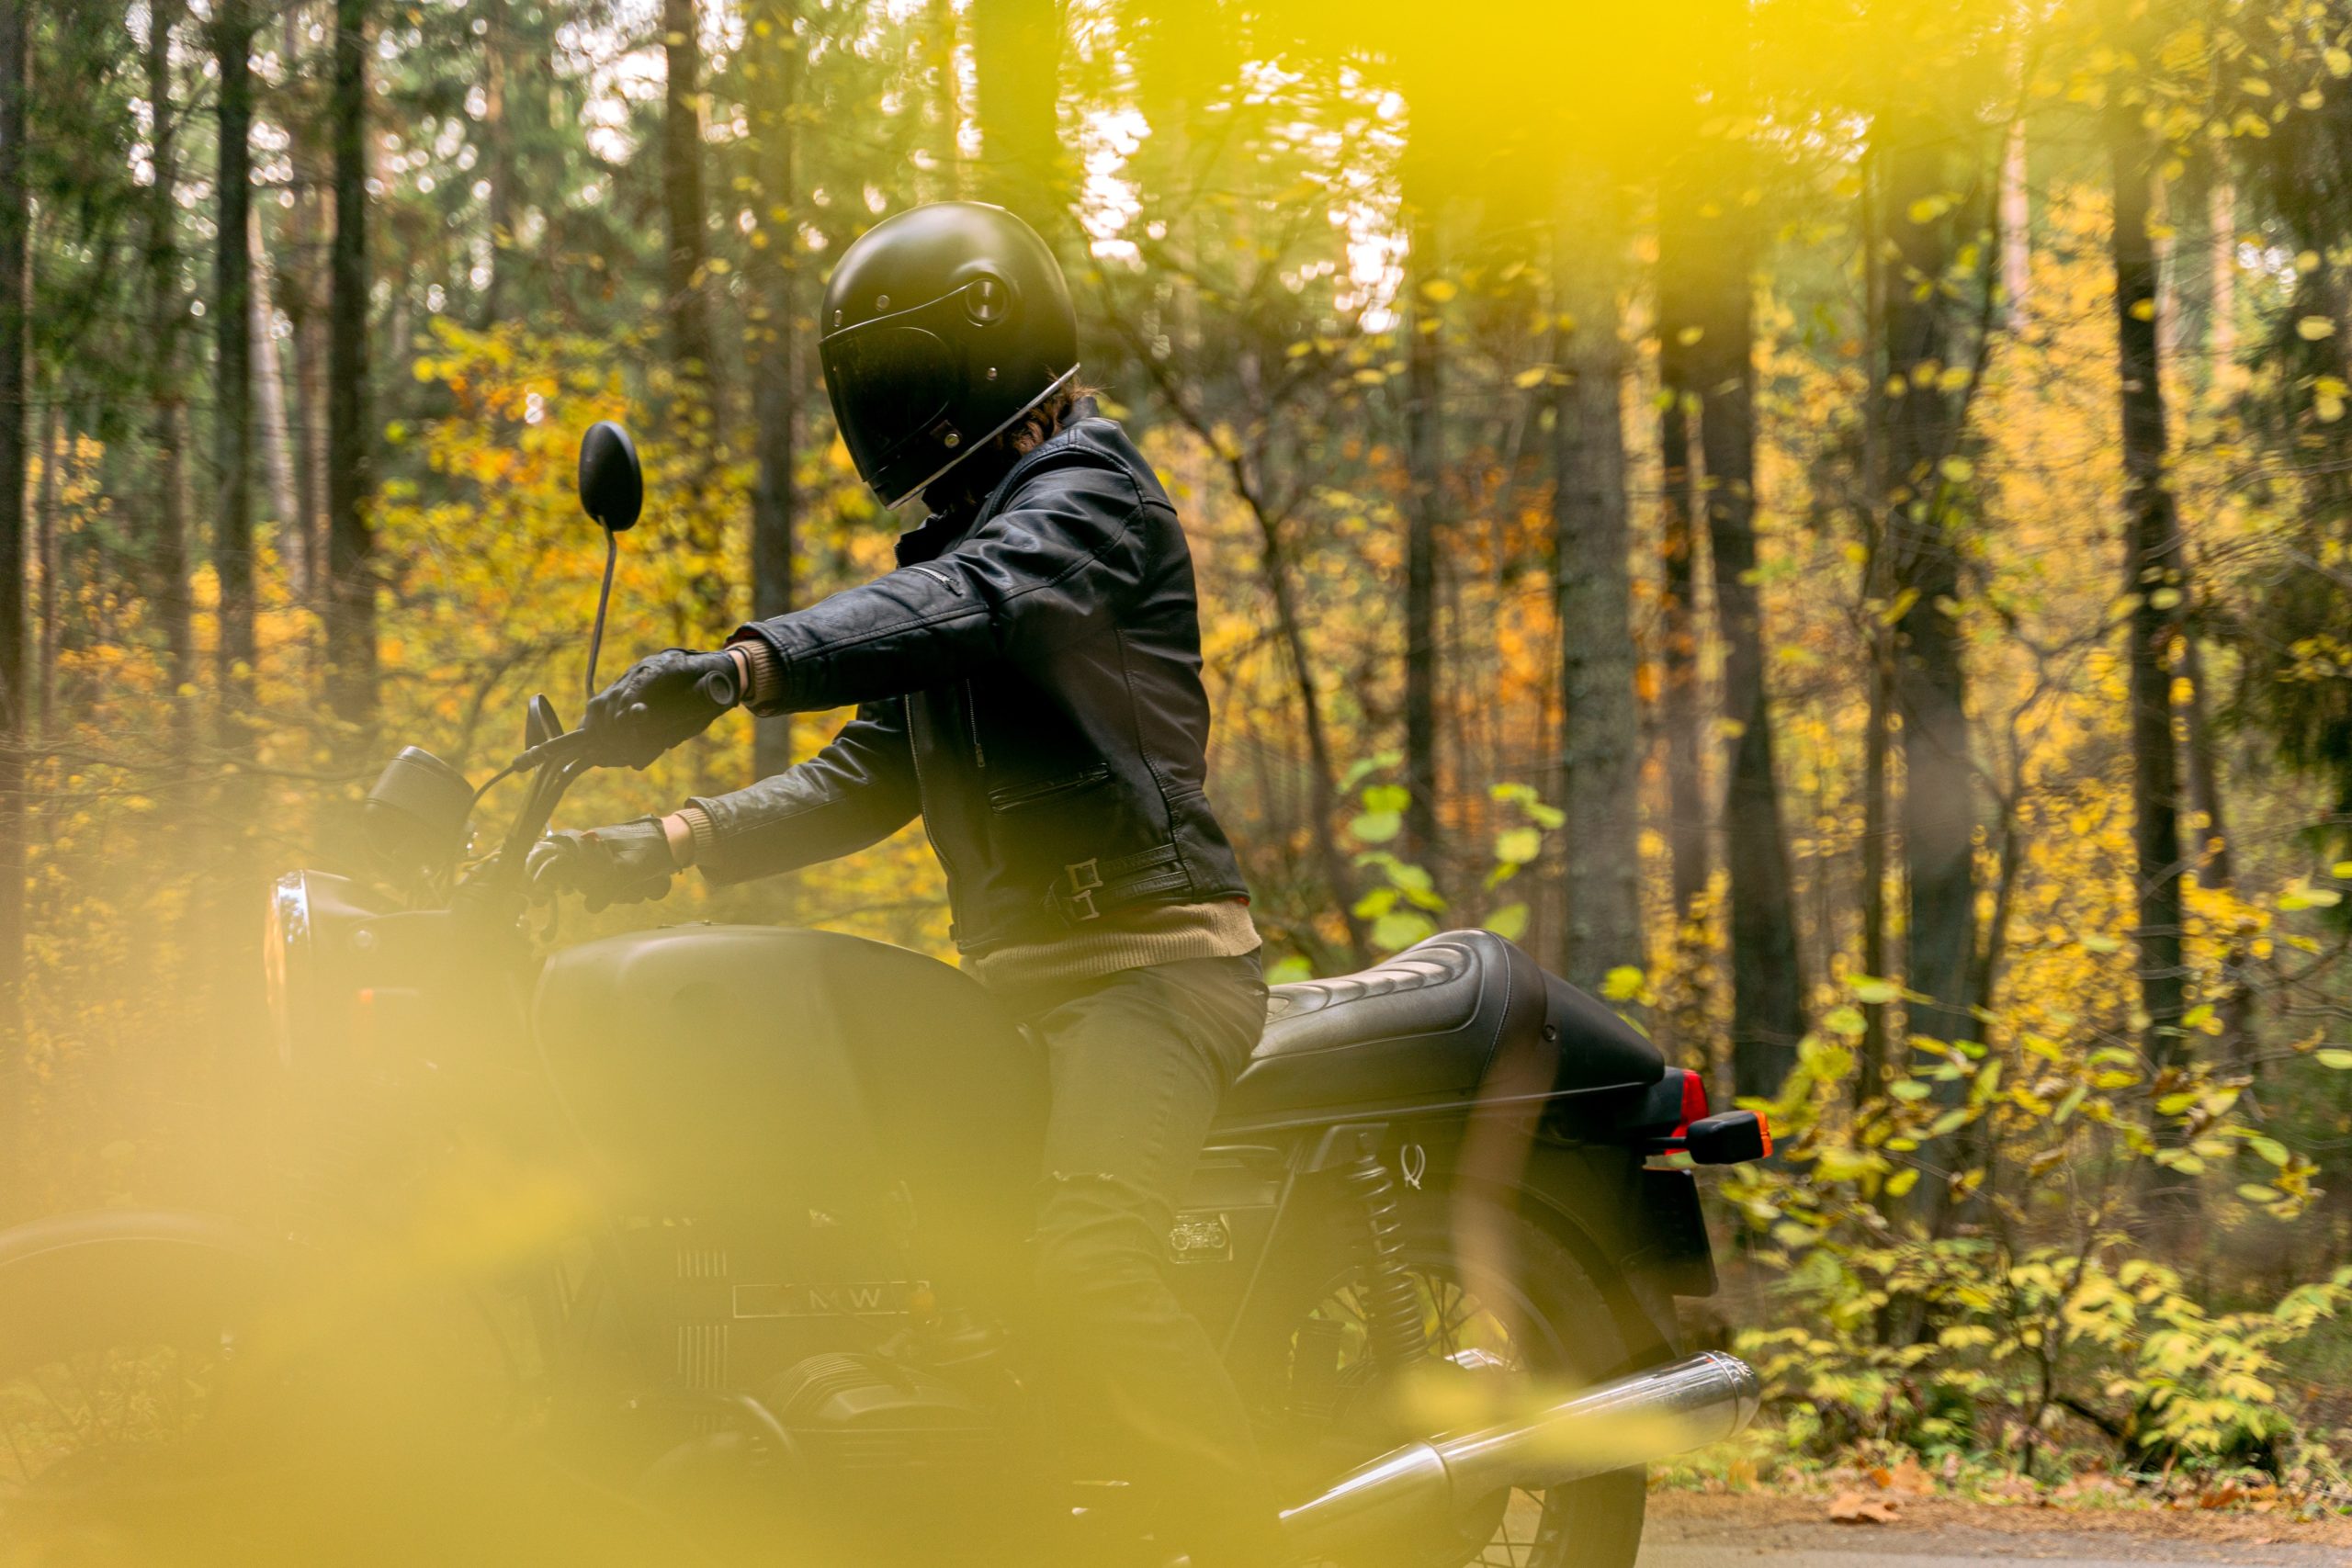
535 927 1047 1245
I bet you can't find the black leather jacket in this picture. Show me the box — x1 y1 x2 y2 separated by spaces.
688 405 1250 956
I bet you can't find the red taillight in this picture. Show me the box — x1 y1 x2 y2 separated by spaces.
1757 1111 1774 1156
1679 1071 1711 1128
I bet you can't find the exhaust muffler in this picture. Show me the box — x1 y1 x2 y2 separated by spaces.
1280 1350 1759 1551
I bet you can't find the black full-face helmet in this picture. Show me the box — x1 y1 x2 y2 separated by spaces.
817 201 1080 508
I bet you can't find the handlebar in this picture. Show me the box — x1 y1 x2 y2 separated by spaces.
506 665 736 774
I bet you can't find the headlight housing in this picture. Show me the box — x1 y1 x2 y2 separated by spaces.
263 873 312 1068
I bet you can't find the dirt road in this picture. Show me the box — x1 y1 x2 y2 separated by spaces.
1638 1492 2352 1567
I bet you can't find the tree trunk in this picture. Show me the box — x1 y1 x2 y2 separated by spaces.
2000 119 2030 324
2109 78 2188 1073
1551 164 1644 995
249 203 300 547
0 0 29 1205
1402 190 1442 873
324 0 374 732
1878 109 1978 1062
1655 178 1708 919
146 0 192 746
660 0 715 392
1692 101 1806 1100
2208 177 2236 372
970 0 1066 230
480 0 515 321
748 0 799 781
33 400 51 733
925 0 963 200
214 0 257 733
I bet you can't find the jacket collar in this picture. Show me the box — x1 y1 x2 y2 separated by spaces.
894 397 1102 566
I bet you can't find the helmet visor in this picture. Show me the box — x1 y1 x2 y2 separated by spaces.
820 320 958 504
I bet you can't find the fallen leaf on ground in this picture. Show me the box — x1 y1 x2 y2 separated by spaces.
1828 1492 1901 1525
1884 1457 1933 1495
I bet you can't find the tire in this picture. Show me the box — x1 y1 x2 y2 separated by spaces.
0 1207 289 1568
1244 1186 1647 1568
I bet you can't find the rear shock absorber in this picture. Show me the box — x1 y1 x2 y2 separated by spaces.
1341 1149 1428 1370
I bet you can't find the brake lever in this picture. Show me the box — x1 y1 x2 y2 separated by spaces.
511 727 593 773
515 666 737 773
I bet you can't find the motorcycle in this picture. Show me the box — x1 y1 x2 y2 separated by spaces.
0 423 1769 1568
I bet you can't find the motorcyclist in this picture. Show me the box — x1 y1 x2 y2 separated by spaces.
529 201 1290 1567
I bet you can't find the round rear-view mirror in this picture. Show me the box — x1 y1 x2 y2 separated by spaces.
577 421 643 533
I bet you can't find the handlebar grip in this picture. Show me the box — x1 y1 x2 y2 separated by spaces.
696 665 741 709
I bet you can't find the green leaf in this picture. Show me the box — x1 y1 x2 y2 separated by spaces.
1852 976 1901 1005
2248 1134 2290 1167
2238 1183 2284 1205
1264 955 1314 985
2316 1048 2352 1069
1825 1005 1867 1038
1483 902 1529 942
1600 965 1645 1002
1889 1079 1932 1102
1372 910 1436 953
1361 784 1410 814
1885 1168 1920 1197
1494 827 1542 866
1350 810 1401 844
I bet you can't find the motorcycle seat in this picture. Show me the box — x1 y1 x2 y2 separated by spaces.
1216 930 1662 1126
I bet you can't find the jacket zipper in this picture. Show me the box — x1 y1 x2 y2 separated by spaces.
910 565 963 594
963 682 986 771
989 765 1113 812
906 699 962 902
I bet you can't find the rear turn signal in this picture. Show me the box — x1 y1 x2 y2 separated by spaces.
1684 1111 1772 1166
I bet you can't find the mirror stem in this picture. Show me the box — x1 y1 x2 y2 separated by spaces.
585 525 618 703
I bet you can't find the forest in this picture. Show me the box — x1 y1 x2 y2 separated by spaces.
6 0 2352 1499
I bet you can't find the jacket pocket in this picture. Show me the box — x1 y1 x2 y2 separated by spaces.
988 764 1112 813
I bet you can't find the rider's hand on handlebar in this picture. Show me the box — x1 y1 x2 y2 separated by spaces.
525 818 680 911
581 648 741 769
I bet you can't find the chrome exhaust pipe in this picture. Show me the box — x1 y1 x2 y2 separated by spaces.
1280 1350 1759 1551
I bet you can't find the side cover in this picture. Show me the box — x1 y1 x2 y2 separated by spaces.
1218 931 1663 1126
534 927 1046 1235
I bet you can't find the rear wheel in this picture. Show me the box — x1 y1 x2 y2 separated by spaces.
1252 1190 1646 1568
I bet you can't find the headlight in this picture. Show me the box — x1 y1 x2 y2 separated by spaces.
263 873 312 1067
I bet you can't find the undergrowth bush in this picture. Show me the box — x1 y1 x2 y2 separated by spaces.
1713 976 2352 1486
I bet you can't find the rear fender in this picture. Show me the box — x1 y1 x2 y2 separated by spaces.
1461 1141 1685 1369
0 1209 281 1371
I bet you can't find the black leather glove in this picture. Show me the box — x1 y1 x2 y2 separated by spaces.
526 818 678 911
581 648 739 769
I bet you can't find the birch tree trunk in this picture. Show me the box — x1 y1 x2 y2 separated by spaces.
249 204 300 552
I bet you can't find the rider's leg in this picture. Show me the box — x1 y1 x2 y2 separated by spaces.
1008 953 1290 1568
